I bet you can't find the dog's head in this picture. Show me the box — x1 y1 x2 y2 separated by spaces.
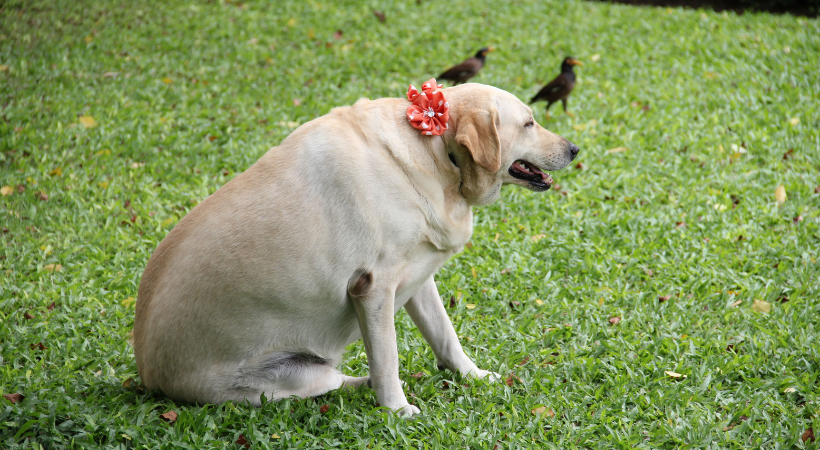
443 84 579 205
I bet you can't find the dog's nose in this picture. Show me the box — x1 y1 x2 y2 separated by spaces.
569 143 580 160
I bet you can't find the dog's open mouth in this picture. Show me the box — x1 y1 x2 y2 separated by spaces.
509 160 553 191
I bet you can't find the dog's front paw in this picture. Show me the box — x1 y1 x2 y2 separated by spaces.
395 404 421 417
471 368 501 382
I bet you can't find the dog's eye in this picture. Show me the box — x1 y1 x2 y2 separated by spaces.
524 119 534 128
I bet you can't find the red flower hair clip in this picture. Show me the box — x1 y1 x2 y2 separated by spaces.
406 78 449 136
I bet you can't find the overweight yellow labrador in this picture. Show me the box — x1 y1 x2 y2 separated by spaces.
134 83 579 416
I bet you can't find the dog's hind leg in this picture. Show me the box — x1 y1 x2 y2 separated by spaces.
228 352 368 405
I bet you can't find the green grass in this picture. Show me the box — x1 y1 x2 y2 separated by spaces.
2 0 819 448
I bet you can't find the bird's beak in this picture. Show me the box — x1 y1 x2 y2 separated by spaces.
569 58 583 66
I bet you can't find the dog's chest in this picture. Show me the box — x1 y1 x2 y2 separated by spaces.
393 242 460 310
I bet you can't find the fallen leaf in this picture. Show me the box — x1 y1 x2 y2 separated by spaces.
471 266 477 278
789 117 800 126
293 98 301 106
658 295 670 303
98 181 108 189
286 18 296 27
307 29 315 39
607 147 628 153
1 186 14 196
803 427 815 443
518 356 530 366
121 297 136 307
793 215 803 223
2 393 24 404
271 433 280 439
730 299 742 308
775 185 787 204
645 269 654 277
0 65 8 71
664 371 685 379
784 387 797 393
47 302 57 310
752 299 771 314
24 312 35 320
333 30 343 40
79 116 97 128
30 342 47 350
85 35 94 43
465 304 476 309
49 167 63 177
598 298 604 306
574 162 585 170
590 54 601 62
319 405 330 413
248 37 258 45
777 296 789 303
122 378 135 388
236 434 251 448
509 300 520 309
409 372 424 379
608 316 621 325
162 77 172 84
535 299 543 306
43 263 62 272
449 295 456 308
815 186 820 194
208 135 218 141
782 149 795 160
160 410 178 423
103 72 119 78
531 406 556 417
373 10 386 22
504 373 521 387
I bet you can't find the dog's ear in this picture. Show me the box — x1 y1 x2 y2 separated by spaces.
456 110 501 173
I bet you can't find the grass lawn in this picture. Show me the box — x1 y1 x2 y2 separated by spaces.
2 0 819 448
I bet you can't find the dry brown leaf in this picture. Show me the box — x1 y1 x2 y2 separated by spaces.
775 185 787 204
607 147 628 153
293 98 302 106
729 299 742 308
2 393 24 404
103 72 119 78
373 10 386 22
802 427 815 443
333 30 343 40
518 356 530 366
122 378 135 388
24 312 35 320
36 191 48 201
409 372 424 379
43 263 62 272
79 116 97 128
319 405 330 413
1 186 13 196
30 342 47 351
531 406 556 417
609 316 621 325
236 434 251 448
162 78 172 84
658 295 671 303
449 295 456 308
160 410 178 423
531 234 546 243
47 302 57 310
752 299 771 314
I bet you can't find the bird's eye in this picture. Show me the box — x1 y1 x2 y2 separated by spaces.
524 119 534 128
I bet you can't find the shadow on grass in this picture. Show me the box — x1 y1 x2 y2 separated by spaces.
586 0 819 17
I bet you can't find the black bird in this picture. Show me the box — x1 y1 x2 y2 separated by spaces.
530 57 583 119
438 47 494 85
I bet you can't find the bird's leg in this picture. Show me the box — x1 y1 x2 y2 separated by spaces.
545 102 553 121
562 99 575 118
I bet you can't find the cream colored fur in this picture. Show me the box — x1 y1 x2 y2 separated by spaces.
133 83 577 417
